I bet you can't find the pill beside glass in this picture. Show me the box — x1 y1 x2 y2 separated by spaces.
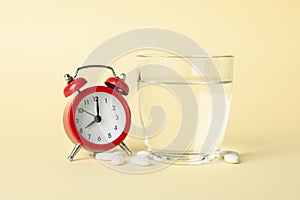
95 149 240 166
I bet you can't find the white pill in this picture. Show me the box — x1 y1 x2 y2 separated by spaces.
136 151 150 158
220 150 239 158
224 154 240 164
111 155 126 165
112 150 125 157
131 156 151 166
95 152 112 161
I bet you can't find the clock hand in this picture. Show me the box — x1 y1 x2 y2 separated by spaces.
85 115 102 129
85 120 96 129
81 109 95 117
95 97 100 116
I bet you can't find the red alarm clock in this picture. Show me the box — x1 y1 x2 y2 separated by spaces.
63 65 132 161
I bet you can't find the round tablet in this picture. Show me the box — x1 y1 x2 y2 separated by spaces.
224 154 239 164
131 156 151 166
111 155 126 165
220 150 239 158
136 151 150 158
95 152 113 161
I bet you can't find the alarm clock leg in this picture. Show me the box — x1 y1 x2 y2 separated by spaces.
119 142 132 156
68 143 81 161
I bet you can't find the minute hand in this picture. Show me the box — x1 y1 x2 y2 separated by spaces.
96 97 100 116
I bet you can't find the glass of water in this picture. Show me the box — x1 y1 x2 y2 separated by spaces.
137 54 234 165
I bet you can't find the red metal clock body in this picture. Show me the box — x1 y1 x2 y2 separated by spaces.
63 65 132 161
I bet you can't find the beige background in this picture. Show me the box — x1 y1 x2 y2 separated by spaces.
1 0 300 199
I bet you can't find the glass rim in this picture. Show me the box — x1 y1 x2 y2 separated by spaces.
136 54 234 59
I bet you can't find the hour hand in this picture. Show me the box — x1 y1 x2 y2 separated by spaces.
85 120 96 129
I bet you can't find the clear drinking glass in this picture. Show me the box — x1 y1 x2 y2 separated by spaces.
137 54 234 164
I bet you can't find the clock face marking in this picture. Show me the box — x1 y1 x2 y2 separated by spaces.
74 92 126 145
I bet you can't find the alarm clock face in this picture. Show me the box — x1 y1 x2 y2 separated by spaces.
69 86 131 151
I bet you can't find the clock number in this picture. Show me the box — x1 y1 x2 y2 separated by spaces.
88 134 91 139
79 128 83 133
76 119 79 123
97 136 101 141
108 133 112 138
84 100 89 105
115 115 119 120
112 105 116 111
105 98 108 103
78 108 83 113
114 125 117 130
93 96 98 101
